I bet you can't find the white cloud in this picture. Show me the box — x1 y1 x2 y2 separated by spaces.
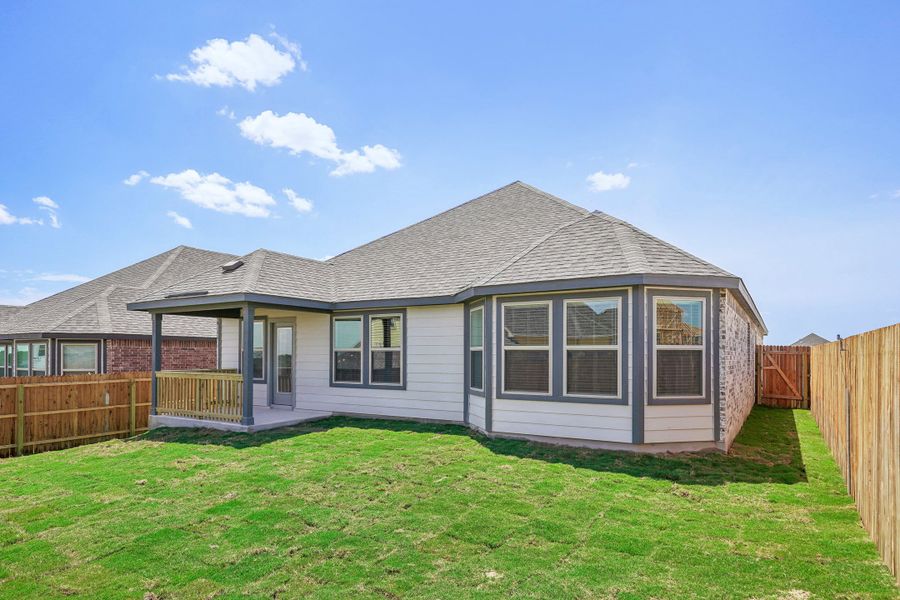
124 170 149 186
0 204 45 226
892 189 900 199
238 111 402 176
586 170 631 192
166 210 193 229
165 33 302 91
0 286 45 306
150 169 276 218
283 188 313 213
627 162 639 169
32 273 90 283
33 196 61 228
32 196 58 209
216 106 236 120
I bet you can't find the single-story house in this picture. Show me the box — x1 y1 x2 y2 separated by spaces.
0 246 234 377
128 182 767 452
791 333 830 347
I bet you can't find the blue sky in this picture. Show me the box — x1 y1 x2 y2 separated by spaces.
1 1 898 344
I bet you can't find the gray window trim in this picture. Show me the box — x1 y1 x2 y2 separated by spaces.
495 290 629 405
329 309 407 390
466 301 486 396
646 288 714 406
238 316 268 383
59 341 101 375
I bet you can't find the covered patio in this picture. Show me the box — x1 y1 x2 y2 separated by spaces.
143 300 329 432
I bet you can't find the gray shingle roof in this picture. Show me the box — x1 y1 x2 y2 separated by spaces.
137 182 739 306
1 246 235 338
0 306 23 330
791 333 830 347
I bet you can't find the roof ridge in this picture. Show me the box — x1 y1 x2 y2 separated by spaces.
96 285 114 331
592 210 734 276
241 249 267 293
591 213 650 273
140 246 184 289
512 181 591 216
328 181 585 264
257 248 335 266
469 213 595 289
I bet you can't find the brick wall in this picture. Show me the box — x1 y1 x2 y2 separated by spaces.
105 338 217 372
718 290 764 450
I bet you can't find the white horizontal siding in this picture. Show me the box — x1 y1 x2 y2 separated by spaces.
492 398 632 443
644 403 714 443
296 305 464 422
468 393 486 430
220 319 240 369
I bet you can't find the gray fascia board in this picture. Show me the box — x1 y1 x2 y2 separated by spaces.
125 273 768 334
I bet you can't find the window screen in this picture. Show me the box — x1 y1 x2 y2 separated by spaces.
655 298 704 398
62 344 97 374
370 315 402 385
503 303 550 394
333 317 362 383
565 299 619 396
469 307 484 390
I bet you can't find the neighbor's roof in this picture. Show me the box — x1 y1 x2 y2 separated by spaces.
132 182 765 331
0 306 23 330
1 246 236 339
791 333 830 347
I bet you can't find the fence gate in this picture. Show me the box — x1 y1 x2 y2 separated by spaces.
756 345 810 409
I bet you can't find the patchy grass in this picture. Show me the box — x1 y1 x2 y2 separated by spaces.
0 407 895 599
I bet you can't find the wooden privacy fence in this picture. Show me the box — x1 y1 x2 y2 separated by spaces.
811 323 899 583
757 345 810 409
156 370 243 423
0 372 151 458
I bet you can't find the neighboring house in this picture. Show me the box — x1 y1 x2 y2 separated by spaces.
791 333 830 347
129 182 767 452
0 246 235 377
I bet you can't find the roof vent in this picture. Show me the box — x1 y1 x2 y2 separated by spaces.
221 259 244 273
165 290 209 299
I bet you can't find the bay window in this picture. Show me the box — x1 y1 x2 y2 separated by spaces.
654 297 704 398
333 317 363 383
502 302 551 394
564 298 620 397
469 306 484 390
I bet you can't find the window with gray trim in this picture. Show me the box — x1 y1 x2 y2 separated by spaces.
502 302 551 394
239 319 266 381
61 343 98 374
654 297 704 397
333 316 363 383
370 314 402 385
469 305 484 390
0 343 9 377
564 298 620 397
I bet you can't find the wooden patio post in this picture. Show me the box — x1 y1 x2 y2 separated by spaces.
241 304 255 426
150 312 163 415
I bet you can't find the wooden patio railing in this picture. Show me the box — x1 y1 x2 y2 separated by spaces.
155 370 243 423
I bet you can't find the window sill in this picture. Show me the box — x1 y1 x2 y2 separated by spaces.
330 382 406 391
496 391 628 405
647 396 710 406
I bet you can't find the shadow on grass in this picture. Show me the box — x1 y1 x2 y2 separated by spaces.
140 406 807 486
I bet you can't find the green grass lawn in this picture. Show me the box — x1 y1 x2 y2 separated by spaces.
0 407 896 599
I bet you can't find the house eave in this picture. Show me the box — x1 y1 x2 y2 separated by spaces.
126 272 767 334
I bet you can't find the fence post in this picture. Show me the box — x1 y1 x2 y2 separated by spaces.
129 379 137 437
15 384 25 457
